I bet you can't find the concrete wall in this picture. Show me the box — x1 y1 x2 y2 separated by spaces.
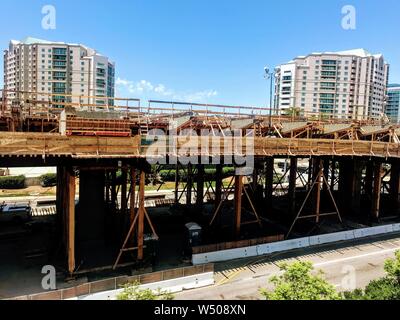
10 264 214 300
192 223 400 265
76 272 214 300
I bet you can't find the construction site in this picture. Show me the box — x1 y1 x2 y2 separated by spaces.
1 88 400 298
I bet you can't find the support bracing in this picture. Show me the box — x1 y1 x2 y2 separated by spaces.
286 159 342 238
210 173 262 238
113 170 159 269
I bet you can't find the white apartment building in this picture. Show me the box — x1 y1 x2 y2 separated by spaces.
3 37 115 108
274 49 389 119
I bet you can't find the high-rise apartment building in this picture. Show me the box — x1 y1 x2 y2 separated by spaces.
274 49 389 119
386 84 400 123
3 37 115 108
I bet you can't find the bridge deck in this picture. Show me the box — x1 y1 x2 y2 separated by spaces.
0 132 398 160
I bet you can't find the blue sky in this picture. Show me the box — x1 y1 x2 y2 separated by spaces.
1 0 400 106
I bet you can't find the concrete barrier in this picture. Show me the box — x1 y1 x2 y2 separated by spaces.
268 237 310 253
309 230 355 246
10 264 213 300
193 223 400 265
193 246 258 265
256 238 309 256
75 272 214 300
353 225 391 239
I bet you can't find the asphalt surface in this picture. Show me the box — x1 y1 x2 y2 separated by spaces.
175 233 400 300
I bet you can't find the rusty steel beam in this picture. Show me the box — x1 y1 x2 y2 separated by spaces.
372 163 383 219
288 157 298 216
234 175 243 237
66 167 76 275
265 157 274 212
129 167 137 241
137 171 146 260
121 166 128 214
215 165 223 210
196 164 205 207
390 161 400 212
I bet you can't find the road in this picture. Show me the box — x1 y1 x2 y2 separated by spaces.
176 234 400 300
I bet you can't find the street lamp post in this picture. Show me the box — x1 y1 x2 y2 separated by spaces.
264 67 275 129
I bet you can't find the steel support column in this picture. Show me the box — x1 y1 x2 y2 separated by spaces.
196 164 205 207
390 161 400 213
288 157 298 216
372 163 382 219
121 166 128 214
66 167 76 275
215 165 223 210
137 170 145 260
174 164 179 205
129 167 136 244
234 175 243 237
315 159 323 223
351 159 363 215
265 157 274 211
186 163 193 206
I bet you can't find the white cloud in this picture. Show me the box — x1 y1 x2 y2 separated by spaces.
116 77 218 102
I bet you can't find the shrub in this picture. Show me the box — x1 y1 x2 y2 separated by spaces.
117 282 174 300
39 173 57 187
0 175 26 189
363 278 400 300
343 250 400 300
260 261 341 300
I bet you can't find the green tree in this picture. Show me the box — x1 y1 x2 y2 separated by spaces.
39 173 57 187
384 250 400 282
260 261 341 300
117 282 174 300
284 107 301 118
343 250 400 300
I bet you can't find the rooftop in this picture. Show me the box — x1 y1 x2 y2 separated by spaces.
8 37 104 58
12 37 81 46
284 49 386 64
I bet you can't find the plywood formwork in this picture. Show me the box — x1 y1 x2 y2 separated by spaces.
0 132 399 160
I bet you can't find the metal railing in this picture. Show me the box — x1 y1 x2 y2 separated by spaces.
0 88 394 125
